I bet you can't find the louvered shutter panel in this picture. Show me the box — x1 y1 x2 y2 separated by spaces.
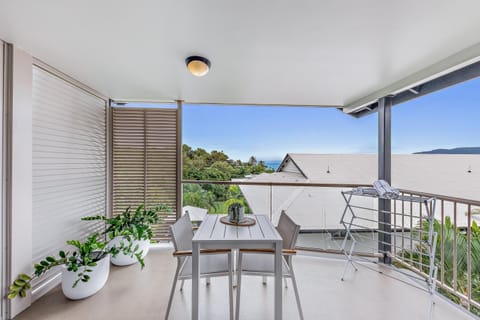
112 107 178 240
32 66 107 265
112 109 145 212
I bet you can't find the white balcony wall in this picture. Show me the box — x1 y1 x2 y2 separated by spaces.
0 44 110 318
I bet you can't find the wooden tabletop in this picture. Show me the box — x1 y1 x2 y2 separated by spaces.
193 214 282 244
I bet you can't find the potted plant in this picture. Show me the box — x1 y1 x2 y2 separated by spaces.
82 204 170 267
8 233 128 300
227 200 245 223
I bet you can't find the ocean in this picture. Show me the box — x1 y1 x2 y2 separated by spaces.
263 160 282 170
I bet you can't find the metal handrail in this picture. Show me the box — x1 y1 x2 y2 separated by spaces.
182 179 370 188
183 180 480 206
400 188 480 206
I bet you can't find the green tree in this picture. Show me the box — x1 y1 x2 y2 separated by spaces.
182 144 273 213
183 184 215 210
404 216 480 315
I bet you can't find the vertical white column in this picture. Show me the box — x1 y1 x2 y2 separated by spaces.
9 46 33 318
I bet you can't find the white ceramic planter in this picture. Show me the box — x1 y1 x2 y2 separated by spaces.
61 254 110 300
109 236 150 266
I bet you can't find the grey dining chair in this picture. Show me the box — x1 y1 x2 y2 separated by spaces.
235 211 304 320
165 213 234 320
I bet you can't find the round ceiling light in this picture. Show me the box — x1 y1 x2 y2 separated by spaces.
185 56 211 77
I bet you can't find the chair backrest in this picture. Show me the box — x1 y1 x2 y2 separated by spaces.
170 213 194 251
277 211 300 249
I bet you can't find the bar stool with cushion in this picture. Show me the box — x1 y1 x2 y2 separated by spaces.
165 214 234 320
235 211 304 320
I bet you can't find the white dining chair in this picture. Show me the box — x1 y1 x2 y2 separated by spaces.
165 214 234 320
235 211 304 320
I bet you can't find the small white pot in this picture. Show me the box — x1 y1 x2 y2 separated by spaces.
109 236 150 266
61 254 110 300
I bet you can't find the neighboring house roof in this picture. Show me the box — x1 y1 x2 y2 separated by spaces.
279 153 377 185
239 153 480 229
236 170 377 229
237 171 306 183
182 205 208 221
280 153 480 201
234 172 307 223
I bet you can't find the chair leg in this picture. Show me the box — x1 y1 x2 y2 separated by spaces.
180 280 185 291
284 278 288 288
165 264 181 320
290 269 304 320
228 253 234 320
262 275 267 285
232 249 237 288
235 253 243 320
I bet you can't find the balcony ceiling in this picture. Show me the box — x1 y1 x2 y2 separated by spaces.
1 1 480 112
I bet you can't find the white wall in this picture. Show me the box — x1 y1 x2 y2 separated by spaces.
0 39 5 320
9 46 33 317
3 44 109 319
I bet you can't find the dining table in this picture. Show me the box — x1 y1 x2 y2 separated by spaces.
191 214 283 320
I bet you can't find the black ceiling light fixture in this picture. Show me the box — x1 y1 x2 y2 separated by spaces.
185 56 211 77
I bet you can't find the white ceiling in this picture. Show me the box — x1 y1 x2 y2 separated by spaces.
1 1 480 110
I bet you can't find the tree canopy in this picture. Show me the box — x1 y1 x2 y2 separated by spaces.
182 144 274 213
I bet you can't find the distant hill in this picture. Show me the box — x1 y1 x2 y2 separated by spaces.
414 147 480 154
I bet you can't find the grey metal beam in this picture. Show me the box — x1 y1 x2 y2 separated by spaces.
344 42 480 114
378 96 392 264
352 59 480 117
392 59 480 106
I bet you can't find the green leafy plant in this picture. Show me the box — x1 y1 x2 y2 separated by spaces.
8 233 121 299
225 198 246 209
82 204 170 267
401 216 480 316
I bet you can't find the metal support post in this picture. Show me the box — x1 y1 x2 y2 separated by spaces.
378 96 392 264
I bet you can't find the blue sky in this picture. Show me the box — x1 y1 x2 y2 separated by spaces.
183 77 480 161
391 77 480 154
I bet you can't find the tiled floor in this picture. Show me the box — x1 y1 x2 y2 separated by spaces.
15 247 474 320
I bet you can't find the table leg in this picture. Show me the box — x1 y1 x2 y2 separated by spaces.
192 242 200 320
274 241 283 320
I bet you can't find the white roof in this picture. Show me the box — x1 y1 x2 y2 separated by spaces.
2 1 480 111
234 171 305 183
182 205 208 221
236 170 376 229
234 172 306 222
285 153 480 201
239 153 479 229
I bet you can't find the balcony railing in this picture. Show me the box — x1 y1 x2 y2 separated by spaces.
182 179 480 316
393 190 480 314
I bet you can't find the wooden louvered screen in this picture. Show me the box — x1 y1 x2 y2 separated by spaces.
112 107 178 240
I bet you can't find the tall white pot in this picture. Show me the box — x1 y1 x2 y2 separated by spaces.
109 236 150 266
61 254 110 300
